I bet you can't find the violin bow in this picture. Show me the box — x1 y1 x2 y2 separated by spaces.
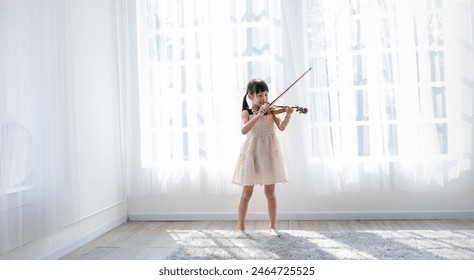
268 67 312 107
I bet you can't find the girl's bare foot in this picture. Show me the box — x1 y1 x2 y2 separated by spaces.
269 228 281 237
237 230 249 238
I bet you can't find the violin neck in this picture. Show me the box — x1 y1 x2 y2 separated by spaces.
273 105 300 109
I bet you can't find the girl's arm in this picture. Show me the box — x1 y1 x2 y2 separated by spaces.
273 108 294 131
241 110 264 134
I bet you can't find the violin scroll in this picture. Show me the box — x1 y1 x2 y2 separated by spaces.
295 106 308 114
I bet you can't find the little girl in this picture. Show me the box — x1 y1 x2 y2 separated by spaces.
232 78 294 237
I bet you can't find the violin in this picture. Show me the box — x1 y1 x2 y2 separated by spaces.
269 105 308 115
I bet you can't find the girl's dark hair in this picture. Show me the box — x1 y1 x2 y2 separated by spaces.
242 78 269 111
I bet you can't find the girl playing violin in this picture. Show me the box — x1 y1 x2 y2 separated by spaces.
232 78 294 238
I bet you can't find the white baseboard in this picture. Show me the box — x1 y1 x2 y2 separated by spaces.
128 210 474 221
42 215 127 260
0 202 127 260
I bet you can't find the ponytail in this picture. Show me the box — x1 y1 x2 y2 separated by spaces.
242 93 249 111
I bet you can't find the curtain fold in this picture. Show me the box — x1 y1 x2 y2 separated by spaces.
0 0 75 255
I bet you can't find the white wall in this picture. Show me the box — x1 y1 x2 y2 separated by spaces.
1 0 126 259
69 0 125 220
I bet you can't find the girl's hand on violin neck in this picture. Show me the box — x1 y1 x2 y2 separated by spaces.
285 106 294 115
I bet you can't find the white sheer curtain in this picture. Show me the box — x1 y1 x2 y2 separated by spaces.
133 0 283 194
294 0 473 194
132 0 473 197
0 0 75 255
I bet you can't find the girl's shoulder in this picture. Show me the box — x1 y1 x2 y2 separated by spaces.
242 108 253 115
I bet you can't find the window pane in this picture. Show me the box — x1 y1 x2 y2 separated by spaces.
428 14 443 46
436 123 448 154
199 131 207 160
182 132 189 161
357 125 370 156
351 19 364 50
349 0 360 15
307 21 326 52
233 27 271 57
309 57 329 88
310 91 331 123
239 0 269 23
418 123 448 154
352 55 367 85
243 61 272 83
244 27 271 56
380 17 391 48
432 87 446 118
383 89 397 120
181 101 188 127
384 124 399 155
382 53 396 83
355 90 369 121
429 51 444 82
196 100 206 127
311 126 334 158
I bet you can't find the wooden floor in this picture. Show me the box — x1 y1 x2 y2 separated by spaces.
60 219 474 260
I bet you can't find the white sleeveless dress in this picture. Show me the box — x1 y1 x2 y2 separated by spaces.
232 110 289 186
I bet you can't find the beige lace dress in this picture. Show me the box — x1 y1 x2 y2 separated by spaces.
232 109 289 186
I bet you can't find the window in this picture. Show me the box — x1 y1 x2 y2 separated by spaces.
137 0 282 168
133 0 473 194
304 0 454 161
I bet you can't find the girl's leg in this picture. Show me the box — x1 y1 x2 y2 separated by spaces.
264 184 277 229
238 185 254 231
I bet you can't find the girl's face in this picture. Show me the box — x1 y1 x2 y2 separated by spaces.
250 91 268 107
